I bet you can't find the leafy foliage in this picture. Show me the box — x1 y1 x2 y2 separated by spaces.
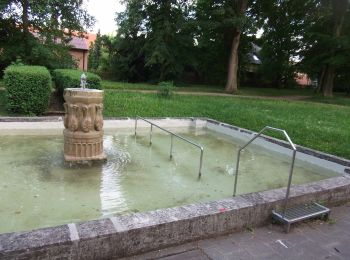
109 0 196 83
4 65 52 115
157 81 175 98
108 0 255 86
53 69 102 94
0 1 95 74
88 30 102 71
300 0 350 95
252 0 314 88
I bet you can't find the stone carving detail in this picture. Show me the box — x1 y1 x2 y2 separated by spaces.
63 88 106 162
81 105 93 132
68 104 79 132
63 103 68 129
95 104 103 131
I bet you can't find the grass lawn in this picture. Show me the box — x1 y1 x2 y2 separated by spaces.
308 95 350 107
104 91 350 159
102 80 225 93
102 80 315 96
237 86 314 97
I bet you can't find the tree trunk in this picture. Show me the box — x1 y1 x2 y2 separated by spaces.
320 0 348 97
225 31 241 93
321 66 335 97
22 0 29 33
225 0 248 94
21 0 30 58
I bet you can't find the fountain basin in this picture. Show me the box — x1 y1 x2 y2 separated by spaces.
0 117 349 259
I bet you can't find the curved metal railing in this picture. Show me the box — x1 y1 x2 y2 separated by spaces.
233 126 297 216
135 116 204 178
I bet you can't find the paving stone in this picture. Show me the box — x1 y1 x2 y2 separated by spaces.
227 231 257 245
121 243 197 260
201 247 232 260
302 226 339 245
281 232 311 246
209 238 239 254
254 253 285 260
225 250 255 260
283 241 336 260
319 230 350 247
198 236 231 249
242 242 276 258
329 241 350 259
253 225 285 241
160 249 209 260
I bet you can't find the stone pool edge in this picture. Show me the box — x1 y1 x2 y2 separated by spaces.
1 176 350 259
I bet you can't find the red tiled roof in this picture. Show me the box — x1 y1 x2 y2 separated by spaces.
31 30 95 51
69 36 88 50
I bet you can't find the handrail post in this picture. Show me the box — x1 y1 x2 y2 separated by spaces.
135 116 204 179
233 125 297 212
233 150 241 196
198 148 203 179
282 149 297 217
134 117 138 136
170 134 173 159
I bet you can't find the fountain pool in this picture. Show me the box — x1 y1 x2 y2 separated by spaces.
0 120 341 234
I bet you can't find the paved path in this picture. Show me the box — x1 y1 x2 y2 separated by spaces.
125 202 350 260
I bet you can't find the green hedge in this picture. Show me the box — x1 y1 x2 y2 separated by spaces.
4 65 52 115
53 69 101 93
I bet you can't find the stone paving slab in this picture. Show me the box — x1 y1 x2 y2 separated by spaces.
126 202 350 260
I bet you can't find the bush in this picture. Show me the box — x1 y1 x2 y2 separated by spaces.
53 69 102 93
157 81 174 98
4 65 52 115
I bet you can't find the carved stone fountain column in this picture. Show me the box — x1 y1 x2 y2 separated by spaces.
63 88 107 162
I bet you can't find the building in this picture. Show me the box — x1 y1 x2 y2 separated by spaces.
68 33 96 71
31 30 96 71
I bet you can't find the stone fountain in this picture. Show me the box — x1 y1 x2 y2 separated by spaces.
63 73 106 162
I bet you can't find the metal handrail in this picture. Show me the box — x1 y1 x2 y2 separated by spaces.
134 116 204 178
233 126 297 217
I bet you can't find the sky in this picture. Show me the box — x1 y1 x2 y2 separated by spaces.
84 0 125 35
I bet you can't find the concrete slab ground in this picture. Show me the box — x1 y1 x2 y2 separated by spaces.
126 202 350 260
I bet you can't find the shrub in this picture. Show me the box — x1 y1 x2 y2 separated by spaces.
4 65 52 115
157 81 174 98
53 69 102 94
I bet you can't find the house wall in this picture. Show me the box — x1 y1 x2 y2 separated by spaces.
69 50 88 71
296 73 311 86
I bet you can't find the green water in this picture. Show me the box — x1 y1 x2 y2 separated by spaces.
0 128 339 234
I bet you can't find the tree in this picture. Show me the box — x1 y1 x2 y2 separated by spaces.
301 0 350 97
195 0 256 89
253 0 315 88
88 30 102 71
111 0 148 81
112 0 195 83
143 0 196 82
225 0 248 93
0 0 95 72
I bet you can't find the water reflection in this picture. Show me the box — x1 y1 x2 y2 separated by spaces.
100 135 129 216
